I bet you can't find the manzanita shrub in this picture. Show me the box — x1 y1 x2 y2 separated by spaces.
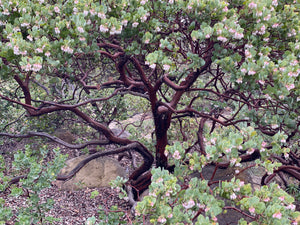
0 0 299 224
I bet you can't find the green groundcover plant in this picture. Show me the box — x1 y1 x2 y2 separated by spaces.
0 145 67 224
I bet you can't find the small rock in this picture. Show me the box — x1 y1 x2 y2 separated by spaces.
53 128 76 144
111 128 131 139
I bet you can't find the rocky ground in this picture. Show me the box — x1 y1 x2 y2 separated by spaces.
3 186 132 224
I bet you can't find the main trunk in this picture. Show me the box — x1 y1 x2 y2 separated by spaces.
153 107 172 168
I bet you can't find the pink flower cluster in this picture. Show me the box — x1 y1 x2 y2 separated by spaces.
21 63 42 72
61 45 74 54
182 199 195 209
272 211 282 219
